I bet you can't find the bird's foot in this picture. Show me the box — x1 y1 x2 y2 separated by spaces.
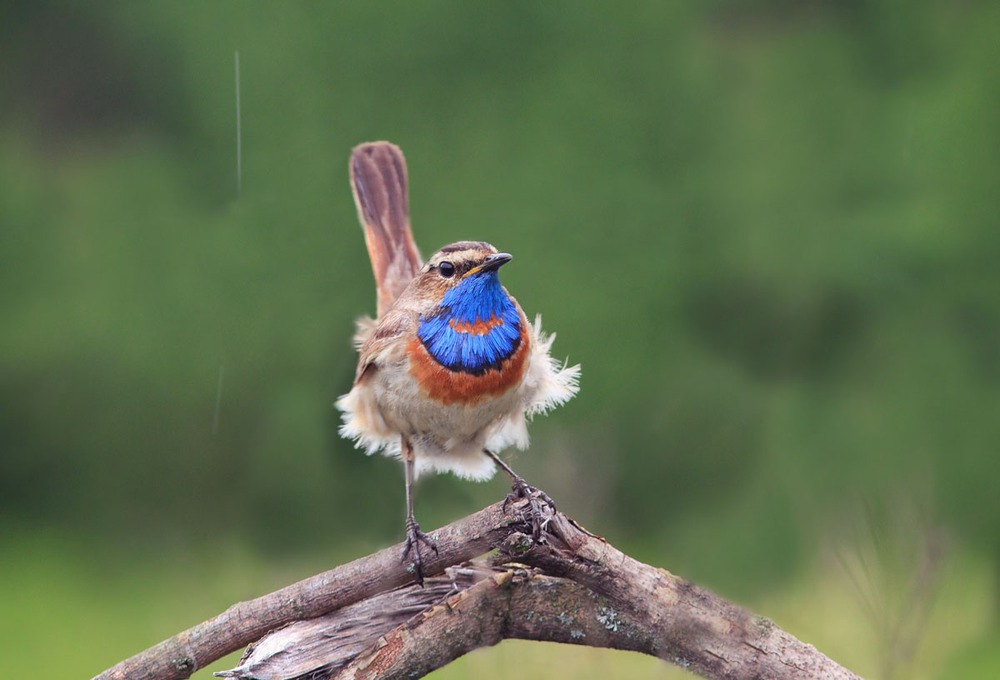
401 518 439 586
503 476 556 542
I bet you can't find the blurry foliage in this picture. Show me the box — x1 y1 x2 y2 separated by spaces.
2 0 999 618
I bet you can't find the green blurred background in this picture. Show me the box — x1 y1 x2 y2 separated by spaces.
2 2 998 678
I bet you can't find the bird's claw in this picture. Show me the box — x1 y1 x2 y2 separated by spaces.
503 476 556 542
401 519 439 586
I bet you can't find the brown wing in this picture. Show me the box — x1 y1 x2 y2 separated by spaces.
353 308 416 384
350 142 423 318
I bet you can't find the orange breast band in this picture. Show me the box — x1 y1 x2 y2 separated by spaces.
448 314 504 335
407 326 531 405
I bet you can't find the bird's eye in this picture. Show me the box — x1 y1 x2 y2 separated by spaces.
438 261 456 278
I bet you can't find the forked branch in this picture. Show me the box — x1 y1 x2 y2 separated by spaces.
92 500 862 680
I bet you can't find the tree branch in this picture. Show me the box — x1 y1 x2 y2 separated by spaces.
506 514 860 680
330 570 658 680
92 500 863 680
92 502 522 680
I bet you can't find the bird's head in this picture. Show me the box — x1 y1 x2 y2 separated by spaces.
423 241 510 285
410 241 513 307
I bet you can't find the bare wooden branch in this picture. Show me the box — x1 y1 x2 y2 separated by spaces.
506 515 862 680
92 502 523 680
217 567 495 680
329 570 665 680
92 500 863 680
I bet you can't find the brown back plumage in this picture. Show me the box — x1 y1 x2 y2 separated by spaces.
349 142 424 318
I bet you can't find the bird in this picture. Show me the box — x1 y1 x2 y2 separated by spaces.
336 141 580 583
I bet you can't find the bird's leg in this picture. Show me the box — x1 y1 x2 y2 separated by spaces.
483 449 555 542
400 436 438 586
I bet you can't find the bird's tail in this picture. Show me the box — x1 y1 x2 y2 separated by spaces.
349 141 423 318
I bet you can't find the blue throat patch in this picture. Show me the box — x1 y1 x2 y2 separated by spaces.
418 271 521 375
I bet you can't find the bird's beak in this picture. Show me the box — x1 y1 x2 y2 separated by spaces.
469 252 512 276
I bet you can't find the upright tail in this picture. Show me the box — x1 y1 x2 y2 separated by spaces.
349 142 423 318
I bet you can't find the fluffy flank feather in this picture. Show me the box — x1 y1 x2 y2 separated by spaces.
352 316 376 351
335 387 397 457
524 314 581 416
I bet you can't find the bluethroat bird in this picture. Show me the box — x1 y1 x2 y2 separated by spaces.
336 142 580 583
